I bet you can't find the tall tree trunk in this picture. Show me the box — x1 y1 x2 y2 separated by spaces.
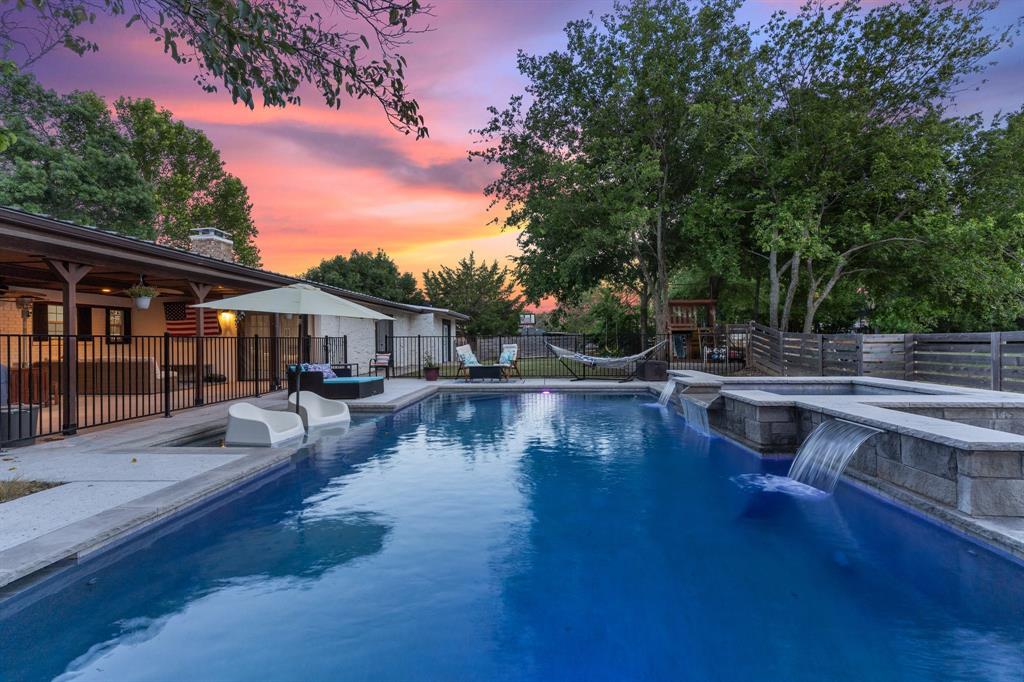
752 270 762 324
653 206 670 336
768 247 780 329
639 282 650 348
780 252 801 332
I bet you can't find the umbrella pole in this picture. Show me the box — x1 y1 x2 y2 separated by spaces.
295 328 303 422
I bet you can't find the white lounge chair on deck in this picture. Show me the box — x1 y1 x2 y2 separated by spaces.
288 391 351 428
226 403 305 446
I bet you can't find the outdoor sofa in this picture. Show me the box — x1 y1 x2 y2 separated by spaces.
287 364 384 400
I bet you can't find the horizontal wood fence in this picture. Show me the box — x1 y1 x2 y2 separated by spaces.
750 323 1024 391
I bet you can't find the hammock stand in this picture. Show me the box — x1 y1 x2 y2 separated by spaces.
546 340 668 382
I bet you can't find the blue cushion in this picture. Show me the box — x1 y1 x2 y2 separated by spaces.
325 377 384 384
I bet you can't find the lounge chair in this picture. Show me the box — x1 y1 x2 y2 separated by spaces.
500 343 522 379
287 365 385 399
287 391 351 428
456 344 508 382
226 403 305 446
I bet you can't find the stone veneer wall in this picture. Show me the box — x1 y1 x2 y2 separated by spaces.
707 395 1024 517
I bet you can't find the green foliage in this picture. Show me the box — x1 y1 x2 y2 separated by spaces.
0 63 261 264
473 0 758 333
1 0 429 137
114 97 261 265
422 253 523 336
745 0 1017 332
548 287 640 349
125 284 158 299
0 61 156 237
303 249 424 304
476 0 1024 334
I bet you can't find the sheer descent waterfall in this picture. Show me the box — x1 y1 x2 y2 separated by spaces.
658 380 677 407
788 419 882 493
681 398 710 436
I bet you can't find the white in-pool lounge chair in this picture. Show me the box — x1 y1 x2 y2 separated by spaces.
288 391 351 428
226 403 305 446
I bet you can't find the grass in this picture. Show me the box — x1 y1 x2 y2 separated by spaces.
0 478 60 503
393 357 750 379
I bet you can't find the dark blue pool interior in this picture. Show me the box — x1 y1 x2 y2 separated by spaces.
2 393 1022 681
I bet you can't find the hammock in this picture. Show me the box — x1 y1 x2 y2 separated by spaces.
546 340 667 381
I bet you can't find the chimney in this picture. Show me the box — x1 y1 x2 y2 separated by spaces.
189 227 235 262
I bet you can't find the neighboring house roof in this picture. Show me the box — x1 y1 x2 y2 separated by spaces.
0 206 469 321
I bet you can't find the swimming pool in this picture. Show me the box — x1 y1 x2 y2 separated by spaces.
2 393 1022 681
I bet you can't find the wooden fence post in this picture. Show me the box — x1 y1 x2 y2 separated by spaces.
991 331 1004 391
903 334 914 381
856 334 865 376
817 334 824 376
779 331 787 377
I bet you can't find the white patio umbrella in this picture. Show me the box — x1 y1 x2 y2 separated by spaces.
192 283 392 420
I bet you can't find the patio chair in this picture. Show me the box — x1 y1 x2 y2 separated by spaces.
225 403 305 446
456 344 508 382
500 343 522 379
287 391 351 428
369 352 392 378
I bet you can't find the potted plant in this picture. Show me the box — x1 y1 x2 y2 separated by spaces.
423 352 440 381
125 283 159 310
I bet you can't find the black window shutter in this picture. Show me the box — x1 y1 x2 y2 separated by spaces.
32 303 48 339
77 306 93 338
123 308 133 340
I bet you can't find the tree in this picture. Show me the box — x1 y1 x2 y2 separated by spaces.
748 0 1016 332
548 286 641 351
1 0 431 137
115 97 261 265
473 0 755 335
0 61 156 236
303 249 424 304
0 63 261 264
422 253 523 336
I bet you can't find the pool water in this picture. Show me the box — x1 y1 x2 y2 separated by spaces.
2 393 1023 681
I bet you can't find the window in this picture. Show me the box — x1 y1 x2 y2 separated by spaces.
105 308 132 343
31 304 92 339
45 305 63 336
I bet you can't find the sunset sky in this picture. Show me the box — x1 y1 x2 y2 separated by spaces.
24 0 1024 286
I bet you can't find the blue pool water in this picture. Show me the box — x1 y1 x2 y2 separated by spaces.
2 393 1023 681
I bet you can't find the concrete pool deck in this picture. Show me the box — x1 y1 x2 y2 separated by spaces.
0 379 662 592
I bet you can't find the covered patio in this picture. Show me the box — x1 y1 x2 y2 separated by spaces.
0 208 342 444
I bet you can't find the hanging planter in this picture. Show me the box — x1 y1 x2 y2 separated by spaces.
126 284 159 310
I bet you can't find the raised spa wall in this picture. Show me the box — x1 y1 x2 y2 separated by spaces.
667 374 1024 519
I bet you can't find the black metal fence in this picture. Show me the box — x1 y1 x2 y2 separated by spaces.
385 329 750 379
0 334 347 446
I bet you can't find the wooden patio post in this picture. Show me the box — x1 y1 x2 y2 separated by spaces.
189 283 212 406
991 331 1004 392
46 260 91 435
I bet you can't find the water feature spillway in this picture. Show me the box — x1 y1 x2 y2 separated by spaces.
681 397 710 435
658 380 677 407
788 419 882 493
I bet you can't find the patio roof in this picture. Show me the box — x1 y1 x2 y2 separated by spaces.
0 205 470 320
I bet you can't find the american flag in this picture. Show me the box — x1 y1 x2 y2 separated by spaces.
164 302 222 336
